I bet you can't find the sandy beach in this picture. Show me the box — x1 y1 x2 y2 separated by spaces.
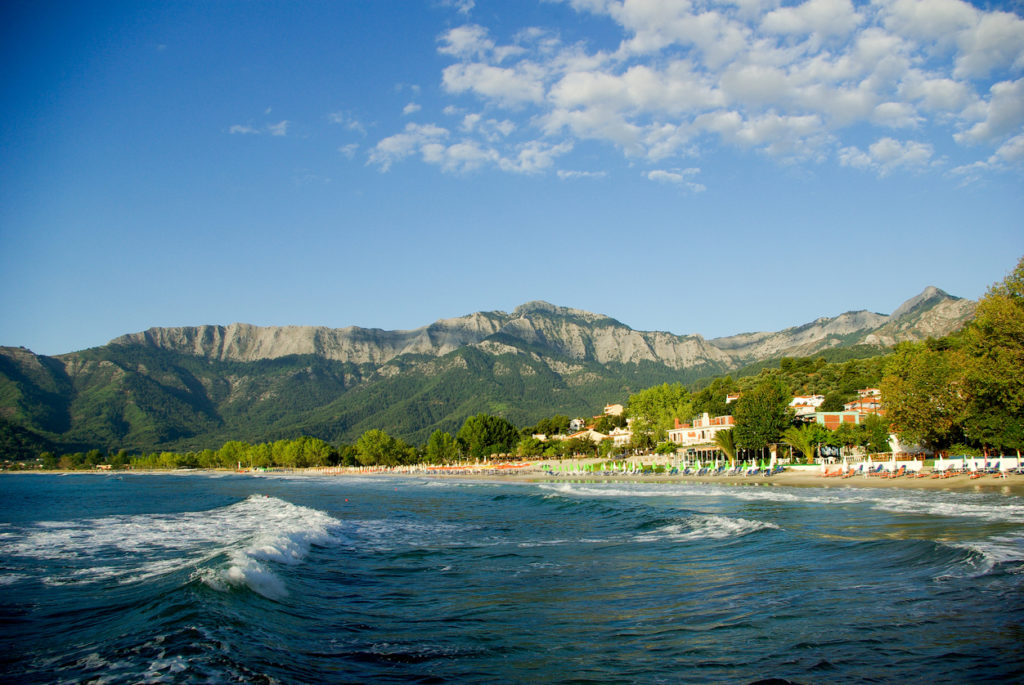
306 458 1024 495
417 467 1024 495
15 465 1024 495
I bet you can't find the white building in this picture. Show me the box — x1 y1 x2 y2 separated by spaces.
666 413 736 447
790 395 826 417
608 426 632 448
603 403 624 417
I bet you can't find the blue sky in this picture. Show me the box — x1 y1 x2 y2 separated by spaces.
1 0 1022 356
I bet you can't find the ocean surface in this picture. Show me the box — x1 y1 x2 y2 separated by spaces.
1 473 1022 684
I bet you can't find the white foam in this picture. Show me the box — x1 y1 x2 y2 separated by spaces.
868 495 1024 523
943 534 1024 578
1 495 341 599
536 481 1024 524
635 515 779 543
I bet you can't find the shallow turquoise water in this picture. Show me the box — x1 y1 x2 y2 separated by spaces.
1 473 1022 683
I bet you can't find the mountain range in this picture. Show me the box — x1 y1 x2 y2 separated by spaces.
0 288 975 456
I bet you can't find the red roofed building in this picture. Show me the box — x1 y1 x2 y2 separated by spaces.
667 413 735 446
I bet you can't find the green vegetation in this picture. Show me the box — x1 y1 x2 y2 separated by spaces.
881 257 1024 454
732 378 792 451
626 383 692 447
3 260 1018 467
456 413 520 458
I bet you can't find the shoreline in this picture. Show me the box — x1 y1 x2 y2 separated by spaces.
7 467 1024 494
420 468 1024 494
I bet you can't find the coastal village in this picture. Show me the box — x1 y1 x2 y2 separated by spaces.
546 388 885 456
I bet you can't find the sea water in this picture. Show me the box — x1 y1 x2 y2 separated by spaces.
1 473 1021 683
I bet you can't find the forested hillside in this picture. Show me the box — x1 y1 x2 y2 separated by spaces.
0 286 976 458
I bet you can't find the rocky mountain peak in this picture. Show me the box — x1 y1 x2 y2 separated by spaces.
511 300 615 324
890 286 952 320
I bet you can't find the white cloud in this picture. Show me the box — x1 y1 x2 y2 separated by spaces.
956 78 1024 144
949 132 1024 182
871 101 922 128
440 0 475 15
839 136 934 175
422 140 499 173
368 123 450 171
266 120 289 137
438 25 494 59
229 120 289 136
461 114 516 140
557 169 607 179
899 75 973 112
761 0 863 40
367 121 567 175
953 10 1024 79
370 0 1024 180
647 167 706 192
442 62 546 104
338 143 359 159
993 133 1024 163
403 102 422 115
498 140 573 173
328 111 367 135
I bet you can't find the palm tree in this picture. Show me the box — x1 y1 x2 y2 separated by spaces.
714 428 737 465
783 425 817 464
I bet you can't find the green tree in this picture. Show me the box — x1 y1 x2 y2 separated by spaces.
831 422 862 453
543 440 567 458
457 413 520 458
198 449 219 468
654 441 677 455
692 376 739 418
733 378 792 451
782 424 818 464
517 436 546 458
819 392 848 412
249 442 273 468
881 341 968 451
529 415 571 437
337 444 358 467
713 428 737 463
628 383 692 445
297 436 333 467
862 414 892 453
218 440 250 469
355 429 407 466
960 256 1024 452
593 413 626 434
425 430 460 463
566 435 598 456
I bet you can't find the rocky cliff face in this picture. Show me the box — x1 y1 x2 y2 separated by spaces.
1 286 979 455
109 311 508 365
104 289 975 372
